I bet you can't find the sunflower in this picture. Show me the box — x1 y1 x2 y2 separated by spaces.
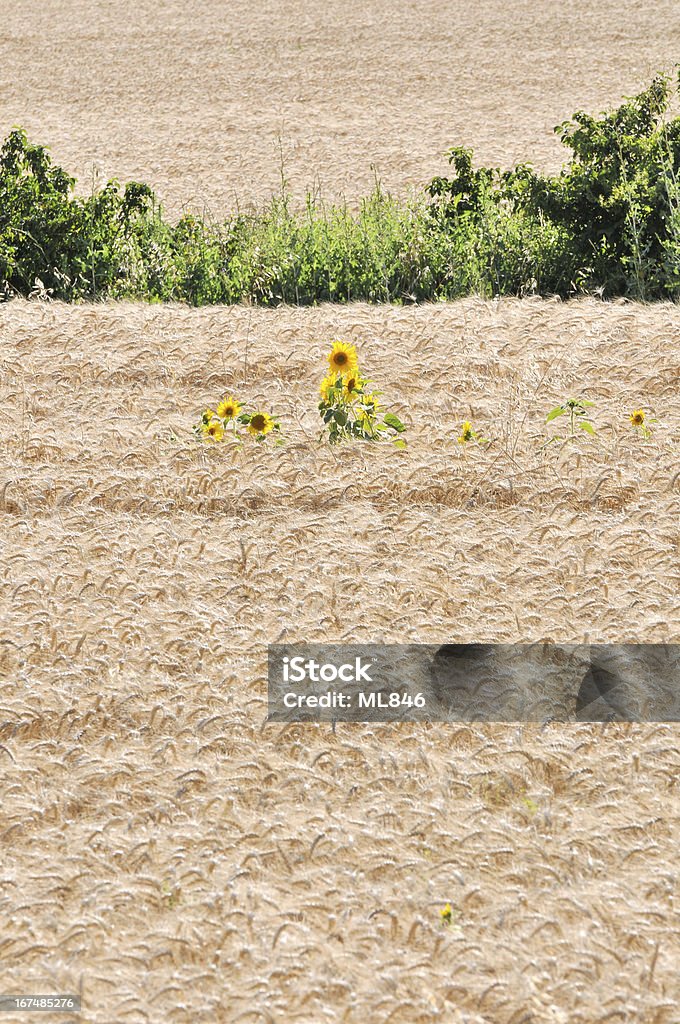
217 396 241 421
320 373 339 402
202 407 217 424
629 409 645 427
357 410 374 433
342 372 363 401
440 902 453 925
458 420 474 444
202 420 224 442
327 340 358 376
248 411 274 437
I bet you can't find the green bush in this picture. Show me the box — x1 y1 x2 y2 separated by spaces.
3 74 680 304
428 71 680 299
0 128 232 303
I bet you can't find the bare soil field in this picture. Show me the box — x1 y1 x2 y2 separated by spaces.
1 297 679 1021
1 0 680 216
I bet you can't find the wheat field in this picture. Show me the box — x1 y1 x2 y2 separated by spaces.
1 297 679 1021
2 2 680 1022
2 0 680 216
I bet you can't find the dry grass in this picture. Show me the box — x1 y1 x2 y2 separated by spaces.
1 296 679 1021
2 0 680 216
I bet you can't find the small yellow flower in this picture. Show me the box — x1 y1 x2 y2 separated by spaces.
440 902 453 925
248 411 274 437
328 340 358 376
201 420 224 442
522 796 539 816
458 420 474 444
217 396 241 421
629 409 645 427
320 373 338 402
202 407 217 424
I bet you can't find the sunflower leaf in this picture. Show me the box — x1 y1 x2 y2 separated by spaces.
546 407 565 422
382 413 406 432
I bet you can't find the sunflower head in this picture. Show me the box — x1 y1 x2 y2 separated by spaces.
458 421 474 444
217 396 241 421
440 902 453 924
342 372 363 401
630 409 646 427
320 373 339 402
328 340 358 376
248 411 274 437
202 408 217 424
202 420 224 442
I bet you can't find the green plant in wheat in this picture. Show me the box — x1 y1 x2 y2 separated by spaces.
439 902 454 926
318 340 407 447
457 419 490 446
544 397 597 445
194 394 283 445
629 408 658 439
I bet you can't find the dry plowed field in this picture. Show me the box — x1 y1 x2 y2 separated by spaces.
2 3 680 1023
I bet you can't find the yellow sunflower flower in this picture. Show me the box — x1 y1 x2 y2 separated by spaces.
458 421 474 444
217 396 241 421
202 407 217 424
248 411 274 437
440 902 453 925
320 373 338 402
629 409 645 427
327 340 358 376
201 420 224 442
342 372 363 401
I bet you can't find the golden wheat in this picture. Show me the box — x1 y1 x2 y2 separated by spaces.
2 0 678 218
0 296 678 1021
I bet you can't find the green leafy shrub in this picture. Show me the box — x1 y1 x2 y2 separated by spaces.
4 74 680 304
428 71 680 298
